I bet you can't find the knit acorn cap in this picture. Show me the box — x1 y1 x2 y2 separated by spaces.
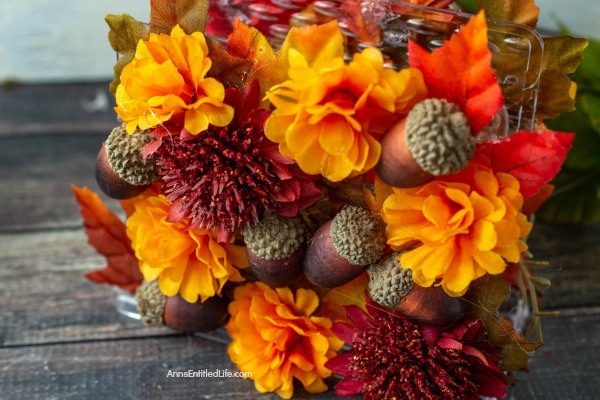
330 206 386 266
367 252 414 308
405 98 475 176
244 213 308 260
135 280 167 326
105 124 156 186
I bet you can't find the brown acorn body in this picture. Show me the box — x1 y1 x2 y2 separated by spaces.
393 285 465 326
96 143 149 199
376 118 433 188
303 220 366 288
247 247 305 288
163 294 230 333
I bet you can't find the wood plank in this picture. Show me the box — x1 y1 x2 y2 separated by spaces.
0 133 123 232
0 313 597 399
0 335 350 400
0 83 117 136
0 229 173 347
528 222 600 309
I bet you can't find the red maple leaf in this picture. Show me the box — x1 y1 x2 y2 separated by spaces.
72 185 142 292
408 11 504 134
476 131 574 198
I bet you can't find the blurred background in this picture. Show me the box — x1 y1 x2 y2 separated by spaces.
0 0 598 83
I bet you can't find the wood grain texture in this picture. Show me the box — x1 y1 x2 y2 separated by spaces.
0 336 350 400
1 83 599 399
0 314 597 399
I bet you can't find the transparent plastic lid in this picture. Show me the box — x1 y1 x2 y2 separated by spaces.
288 0 544 136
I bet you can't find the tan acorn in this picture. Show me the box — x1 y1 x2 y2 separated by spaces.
95 125 156 199
244 213 308 287
135 280 229 333
304 206 386 288
376 98 474 188
368 253 464 326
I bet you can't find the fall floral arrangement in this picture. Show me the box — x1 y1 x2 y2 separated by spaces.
72 0 587 398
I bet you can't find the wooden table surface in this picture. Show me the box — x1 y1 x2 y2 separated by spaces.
1 83 599 399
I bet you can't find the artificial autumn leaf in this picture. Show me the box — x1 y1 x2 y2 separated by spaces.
476 130 574 198
474 0 539 28
464 275 542 371
228 20 282 94
324 176 367 208
105 14 149 95
149 0 209 35
535 35 589 120
522 184 554 216
408 11 504 134
72 185 142 292
364 176 394 217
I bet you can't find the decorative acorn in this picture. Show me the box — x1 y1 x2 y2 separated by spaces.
244 213 308 287
368 253 464 326
376 98 475 188
304 206 386 288
95 125 156 199
135 280 230 333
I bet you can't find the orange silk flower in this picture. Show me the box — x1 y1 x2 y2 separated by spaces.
126 195 248 303
264 23 426 182
115 25 234 135
226 282 343 399
380 163 532 297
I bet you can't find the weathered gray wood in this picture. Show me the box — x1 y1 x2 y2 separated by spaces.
528 222 600 309
0 133 122 232
0 229 175 347
1 83 600 400
0 314 597 399
0 335 352 400
0 83 117 136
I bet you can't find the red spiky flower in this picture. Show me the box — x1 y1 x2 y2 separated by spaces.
148 80 322 242
326 301 507 400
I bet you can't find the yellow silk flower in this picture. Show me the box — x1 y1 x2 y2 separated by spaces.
126 195 248 303
115 25 234 134
226 282 343 399
264 23 426 182
380 164 532 297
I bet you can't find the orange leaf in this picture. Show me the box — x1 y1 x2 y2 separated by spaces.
149 0 209 34
72 185 142 292
408 11 504 134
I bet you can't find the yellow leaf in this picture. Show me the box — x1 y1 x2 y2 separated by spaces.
536 35 589 120
149 0 209 35
105 14 149 96
474 0 540 28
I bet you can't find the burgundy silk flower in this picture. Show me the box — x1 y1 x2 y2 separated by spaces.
148 81 321 242
326 301 507 399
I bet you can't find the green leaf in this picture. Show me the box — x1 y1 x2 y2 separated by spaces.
105 14 149 95
537 171 600 223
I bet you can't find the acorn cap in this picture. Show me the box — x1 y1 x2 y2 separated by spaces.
244 213 308 260
367 252 414 308
105 124 156 186
330 206 386 266
135 280 167 326
406 98 474 176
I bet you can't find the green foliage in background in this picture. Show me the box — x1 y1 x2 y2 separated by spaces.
539 37 600 223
